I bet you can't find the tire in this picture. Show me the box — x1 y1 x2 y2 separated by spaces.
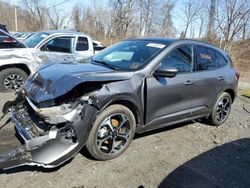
206 92 232 126
86 104 136 160
0 68 28 92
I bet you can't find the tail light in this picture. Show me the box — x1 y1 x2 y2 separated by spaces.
3 37 16 43
233 67 240 80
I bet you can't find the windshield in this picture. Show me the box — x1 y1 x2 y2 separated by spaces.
24 32 49 48
91 40 169 71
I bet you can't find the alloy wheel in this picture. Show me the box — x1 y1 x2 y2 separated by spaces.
4 74 24 91
96 113 131 154
216 96 231 122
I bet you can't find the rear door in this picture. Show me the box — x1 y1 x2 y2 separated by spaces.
191 45 227 112
74 36 94 62
145 44 196 127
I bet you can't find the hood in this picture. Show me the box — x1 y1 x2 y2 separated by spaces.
24 62 134 103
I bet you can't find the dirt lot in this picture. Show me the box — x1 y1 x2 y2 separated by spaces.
0 89 249 188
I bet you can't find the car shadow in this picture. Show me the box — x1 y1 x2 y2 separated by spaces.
158 138 250 188
134 121 195 140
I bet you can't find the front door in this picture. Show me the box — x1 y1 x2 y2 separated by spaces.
145 45 195 127
37 36 75 64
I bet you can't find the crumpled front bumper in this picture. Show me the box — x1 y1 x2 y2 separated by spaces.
0 97 98 170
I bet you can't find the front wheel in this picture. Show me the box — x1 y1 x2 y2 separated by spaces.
0 68 28 92
206 92 232 126
86 104 136 160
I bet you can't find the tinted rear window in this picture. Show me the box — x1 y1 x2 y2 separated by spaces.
76 37 89 51
195 46 217 71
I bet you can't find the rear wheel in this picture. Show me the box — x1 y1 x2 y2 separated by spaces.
206 92 232 126
86 104 136 160
0 68 28 92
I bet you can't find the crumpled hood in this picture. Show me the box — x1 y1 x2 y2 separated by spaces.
24 62 134 103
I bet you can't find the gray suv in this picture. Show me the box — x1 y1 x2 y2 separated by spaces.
0 38 239 170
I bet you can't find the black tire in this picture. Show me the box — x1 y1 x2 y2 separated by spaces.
206 92 232 126
86 104 136 160
0 68 28 92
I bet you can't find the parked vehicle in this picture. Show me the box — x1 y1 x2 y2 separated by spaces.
92 40 105 52
0 38 239 170
0 30 98 92
0 29 26 49
13 32 34 41
0 24 8 32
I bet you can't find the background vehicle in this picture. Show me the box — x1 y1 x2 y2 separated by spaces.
0 38 238 170
0 24 8 32
0 29 26 49
13 32 34 41
93 40 106 53
0 30 98 92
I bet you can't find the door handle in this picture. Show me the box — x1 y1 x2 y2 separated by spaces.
218 76 225 81
184 80 193 85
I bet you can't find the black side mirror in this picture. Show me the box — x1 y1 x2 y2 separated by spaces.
153 66 178 78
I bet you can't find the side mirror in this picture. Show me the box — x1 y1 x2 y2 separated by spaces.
153 66 178 78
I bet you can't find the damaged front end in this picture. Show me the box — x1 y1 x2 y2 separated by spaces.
0 90 99 170
0 62 135 170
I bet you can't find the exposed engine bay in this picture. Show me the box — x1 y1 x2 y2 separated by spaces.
0 90 99 169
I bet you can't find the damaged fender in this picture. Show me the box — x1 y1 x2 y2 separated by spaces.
0 92 99 169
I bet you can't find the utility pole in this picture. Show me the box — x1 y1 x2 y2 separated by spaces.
14 0 18 31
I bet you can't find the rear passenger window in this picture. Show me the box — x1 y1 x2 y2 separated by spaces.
217 52 227 68
195 46 216 71
76 37 89 51
160 45 193 73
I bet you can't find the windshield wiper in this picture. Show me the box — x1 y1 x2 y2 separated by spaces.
92 59 118 70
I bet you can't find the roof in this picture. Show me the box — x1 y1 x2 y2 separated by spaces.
41 30 90 37
127 37 177 44
126 37 224 52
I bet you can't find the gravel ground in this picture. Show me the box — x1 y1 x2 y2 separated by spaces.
0 92 249 188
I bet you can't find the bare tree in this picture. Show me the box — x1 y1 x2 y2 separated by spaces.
159 1 175 37
47 7 67 30
71 4 82 31
206 0 216 38
215 0 250 50
110 0 135 38
137 0 155 37
241 13 250 40
21 0 48 31
180 0 202 38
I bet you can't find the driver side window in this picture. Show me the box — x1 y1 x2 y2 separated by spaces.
40 37 74 53
159 45 193 73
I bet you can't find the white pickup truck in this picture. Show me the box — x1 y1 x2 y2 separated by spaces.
0 30 104 92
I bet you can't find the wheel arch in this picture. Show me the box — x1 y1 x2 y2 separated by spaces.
99 96 143 130
0 64 31 76
224 88 235 103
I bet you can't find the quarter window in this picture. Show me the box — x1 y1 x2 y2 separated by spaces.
40 37 73 53
159 45 193 73
195 46 217 71
76 37 89 51
217 52 228 68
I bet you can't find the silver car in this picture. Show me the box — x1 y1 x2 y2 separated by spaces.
0 30 95 92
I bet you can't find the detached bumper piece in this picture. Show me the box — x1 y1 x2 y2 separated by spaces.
0 101 80 170
0 146 32 170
